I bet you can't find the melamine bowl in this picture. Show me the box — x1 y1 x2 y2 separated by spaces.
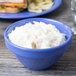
4 18 72 70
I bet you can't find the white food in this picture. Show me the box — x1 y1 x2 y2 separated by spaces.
28 0 54 13
8 21 66 49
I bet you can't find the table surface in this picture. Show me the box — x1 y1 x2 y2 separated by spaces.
0 0 76 76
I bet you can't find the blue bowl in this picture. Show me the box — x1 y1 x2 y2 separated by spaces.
4 18 72 70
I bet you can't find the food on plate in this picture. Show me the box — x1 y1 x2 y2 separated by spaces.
8 21 66 49
0 0 31 13
28 0 54 13
0 0 54 13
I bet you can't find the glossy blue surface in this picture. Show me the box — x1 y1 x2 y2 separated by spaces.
0 0 62 19
4 18 72 70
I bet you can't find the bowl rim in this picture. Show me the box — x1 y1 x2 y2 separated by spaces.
4 18 72 52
